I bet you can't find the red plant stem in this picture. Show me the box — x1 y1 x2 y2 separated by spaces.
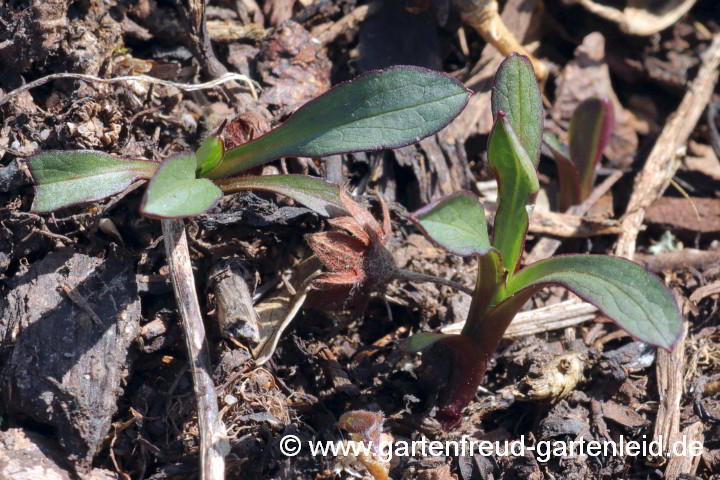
429 335 489 429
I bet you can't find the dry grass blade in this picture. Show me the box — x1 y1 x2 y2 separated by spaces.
0 72 259 108
526 171 623 263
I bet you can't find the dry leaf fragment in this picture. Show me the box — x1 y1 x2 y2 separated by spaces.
305 190 395 316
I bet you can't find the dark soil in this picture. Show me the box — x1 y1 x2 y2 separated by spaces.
1 1 720 479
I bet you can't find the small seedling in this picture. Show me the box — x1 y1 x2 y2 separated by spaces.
544 98 614 211
407 54 683 428
28 66 470 219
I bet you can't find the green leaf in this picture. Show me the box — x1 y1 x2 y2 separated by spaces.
491 54 544 167
410 191 493 256
501 255 683 350
29 150 158 212
488 113 539 276
206 66 471 179
569 98 614 201
141 153 223 218
462 249 506 339
402 332 451 353
543 132 581 211
215 174 345 217
195 136 225 177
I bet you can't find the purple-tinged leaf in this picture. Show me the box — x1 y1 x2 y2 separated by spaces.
569 98 614 201
215 174 345 217
410 191 493 256
205 66 471 179
491 54 544 167
544 132 581 211
420 334 489 429
465 255 683 353
29 150 158 212
140 153 222 218
488 112 539 276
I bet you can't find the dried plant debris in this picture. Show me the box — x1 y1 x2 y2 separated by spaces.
505 352 588 401
256 20 332 114
0 248 141 468
305 190 394 316
336 410 393 480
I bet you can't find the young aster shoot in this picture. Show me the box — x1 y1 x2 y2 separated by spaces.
406 54 684 428
28 66 471 219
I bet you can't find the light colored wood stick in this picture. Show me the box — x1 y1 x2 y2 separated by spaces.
528 209 623 237
162 219 226 480
526 171 623 264
441 297 598 337
651 322 687 463
615 34 720 260
664 421 704 480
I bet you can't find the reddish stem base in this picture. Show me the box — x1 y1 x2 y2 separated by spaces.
427 335 488 429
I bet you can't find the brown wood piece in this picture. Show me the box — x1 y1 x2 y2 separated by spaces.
615 34 720 260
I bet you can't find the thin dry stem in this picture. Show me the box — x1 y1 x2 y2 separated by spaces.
0 72 259 108
162 219 226 479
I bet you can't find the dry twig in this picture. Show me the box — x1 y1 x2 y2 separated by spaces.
615 34 720 260
651 322 687 467
526 171 623 264
441 297 598 337
0 72 259 108
162 219 227 479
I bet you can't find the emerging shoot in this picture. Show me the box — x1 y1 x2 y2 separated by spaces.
407 54 683 428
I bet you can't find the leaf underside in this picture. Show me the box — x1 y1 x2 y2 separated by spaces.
544 132 581 211
206 66 471 179
491 54 544 167
569 98 614 201
410 191 493 256
215 174 346 217
30 150 158 212
141 153 223 218
488 114 539 275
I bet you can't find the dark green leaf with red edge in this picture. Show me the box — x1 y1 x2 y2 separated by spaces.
29 150 158 212
488 112 539 276
569 98 614 200
491 54 544 167
195 135 225 177
140 153 222 218
466 255 684 352
544 132 581 211
205 66 471 179
409 191 494 256
215 174 346 217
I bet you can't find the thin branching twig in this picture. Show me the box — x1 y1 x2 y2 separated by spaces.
0 72 260 108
